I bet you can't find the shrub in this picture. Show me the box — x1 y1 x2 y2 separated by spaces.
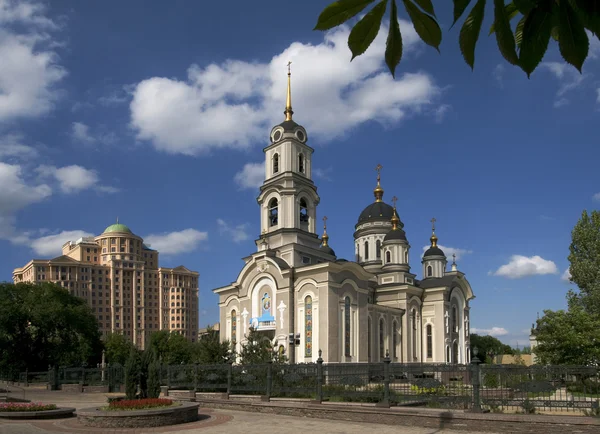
0 403 57 412
106 398 174 411
147 360 161 399
124 349 140 400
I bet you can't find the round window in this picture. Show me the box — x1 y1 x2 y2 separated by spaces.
296 130 305 141
273 130 282 142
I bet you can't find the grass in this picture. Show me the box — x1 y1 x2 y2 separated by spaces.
0 403 57 412
102 398 179 411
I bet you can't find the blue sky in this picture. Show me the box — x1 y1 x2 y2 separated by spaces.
0 0 598 347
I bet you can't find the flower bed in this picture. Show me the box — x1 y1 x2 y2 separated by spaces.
105 398 176 411
0 402 57 412
78 401 199 428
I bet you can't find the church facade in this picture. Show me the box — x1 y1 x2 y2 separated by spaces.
213 69 474 364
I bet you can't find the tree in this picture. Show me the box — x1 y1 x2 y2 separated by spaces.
193 325 232 364
139 348 155 399
470 334 513 363
104 332 135 366
534 210 600 365
0 282 102 378
238 328 287 365
147 358 161 399
148 330 193 365
124 348 140 400
314 0 600 77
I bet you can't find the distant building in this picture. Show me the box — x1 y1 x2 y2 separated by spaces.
213 68 475 364
529 322 539 364
13 221 199 349
198 323 220 340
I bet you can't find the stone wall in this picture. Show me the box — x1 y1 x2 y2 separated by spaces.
77 402 199 428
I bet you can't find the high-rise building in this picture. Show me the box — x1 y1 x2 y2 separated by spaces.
13 221 199 349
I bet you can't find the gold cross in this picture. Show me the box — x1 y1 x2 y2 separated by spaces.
391 196 398 208
322 215 328 230
430 217 436 232
453 253 456 262
375 164 382 182
287 61 292 75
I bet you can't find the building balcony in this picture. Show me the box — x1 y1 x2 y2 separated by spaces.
249 315 276 331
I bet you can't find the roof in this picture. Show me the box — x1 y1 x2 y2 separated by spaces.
423 246 445 257
277 119 302 132
384 228 407 242
416 275 456 289
357 201 398 225
103 223 132 234
48 255 79 263
320 245 336 256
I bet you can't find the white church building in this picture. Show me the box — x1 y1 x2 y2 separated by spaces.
213 68 475 364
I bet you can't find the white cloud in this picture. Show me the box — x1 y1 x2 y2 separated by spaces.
144 229 208 255
29 229 93 256
98 91 128 106
0 1 66 122
421 244 472 261
493 255 558 279
561 268 572 282
234 162 264 190
129 22 441 155
593 192 600 202
471 327 509 337
0 133 38 159
493 64 504 86
433 104 451 123
596 88 600 104
71 122 95 144
542 62 586 107
313 167 333 181
36 164 118 194
217 218 250 243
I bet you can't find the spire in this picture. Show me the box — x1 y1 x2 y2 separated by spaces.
451 253 457 271
321 216 329 246
284 61 294 121
374 164 384 202
430 217 438 247
391 196 399 230
116 216 119 224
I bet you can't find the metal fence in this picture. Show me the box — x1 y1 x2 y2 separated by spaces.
12 358 600 413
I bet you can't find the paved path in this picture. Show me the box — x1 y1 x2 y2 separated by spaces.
0 386 500 434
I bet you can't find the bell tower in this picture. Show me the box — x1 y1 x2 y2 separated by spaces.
256 63 323 266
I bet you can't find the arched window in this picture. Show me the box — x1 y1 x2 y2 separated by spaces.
344 297 351 357
446 346 450 363
405 251 408 263
305 296 312 357
364 241 369 260
299 198 309 223
376 240 381 259
386 251 391 263
453 342 459 364
367 317 372 362
231 310 237 346
426 324 433 358
269 198 278 226
379 318 385 359
298 153 305 173
273 153 279 174
392 321 398 360
452 306 457 333
411 309 417 360
427 265 433 277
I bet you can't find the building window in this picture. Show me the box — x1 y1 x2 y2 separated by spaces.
412 309 417 360
302 256 311 265
273 153 279 174
231 310 237 346
379 318 385 359
364 241 369 261
262 292 272 317
305 295 312 357
392 321 398 359
298 153 305 173
386 251 391 263
452 306 457 333
299 198 309 223
427 265 432 277
376 240 381 259
269 198 278 226
344 297 351 357
404 251 408 263
427 324 433 358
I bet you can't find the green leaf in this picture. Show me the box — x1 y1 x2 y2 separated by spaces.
314 0 377 31
402 0 442 51
385 0 403 77
573 0 600 37
551 25 559 42
459 0 486 69
452 0 473 28
515 15 526 47
348 0 388 60
489 2 518 35
493 0 519 65
559 0 589 73
413 0 436 17
513 0 535 15
519 4 554 77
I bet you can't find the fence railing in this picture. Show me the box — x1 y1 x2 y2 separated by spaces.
10 357 600 413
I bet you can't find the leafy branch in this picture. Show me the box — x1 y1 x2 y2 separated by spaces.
314 0 600 77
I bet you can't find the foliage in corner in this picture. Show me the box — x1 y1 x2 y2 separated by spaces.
314 0 599 77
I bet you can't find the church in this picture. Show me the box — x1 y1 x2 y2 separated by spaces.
213 67 475 364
